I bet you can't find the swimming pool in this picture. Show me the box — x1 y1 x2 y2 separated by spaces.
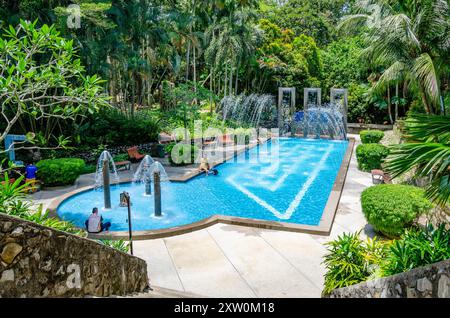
57 138 349 232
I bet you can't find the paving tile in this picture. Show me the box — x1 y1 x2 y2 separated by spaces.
133 239 184 291
164 229 256 297
207 224 321 297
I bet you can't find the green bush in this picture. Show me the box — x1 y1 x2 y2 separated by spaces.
99 239 130 253
78 109 160 147
36 158 86 186
360 130 384 144
361 185 433 238
322 232 388 295
113 153 129 162
355 143 389 171
381 224 450 276
165 142 199 166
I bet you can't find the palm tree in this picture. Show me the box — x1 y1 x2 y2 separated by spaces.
205 8 260 96
384 114 450 206
339 0 450 114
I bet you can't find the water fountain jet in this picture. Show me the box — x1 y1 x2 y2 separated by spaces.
133 155 155 195
94 151 119 209
149 162 169 217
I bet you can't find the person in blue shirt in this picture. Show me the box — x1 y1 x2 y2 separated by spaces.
25 163 37 179
25 163 38 193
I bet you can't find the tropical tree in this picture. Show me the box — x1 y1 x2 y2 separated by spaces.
339 0 450 114
0 20 107 150
384 114 450 206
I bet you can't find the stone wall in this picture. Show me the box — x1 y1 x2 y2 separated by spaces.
0 213 149 297
328 259 449 298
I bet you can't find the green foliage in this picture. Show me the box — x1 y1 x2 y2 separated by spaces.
0 19 107 146
0 174 85 236
323 224 449 293
347 83 372 122
81 164 97 175
361 185 433 238
381 224 450 276
355 143 389 171
78 108 160 147
321 37 367 89
256 18 321 91
113 153 129 162
340 0 449 114
384 114 450 206
99 239 130 253
165 143 199 166
322 232 388 295
36 158 86 186
360 130 384 144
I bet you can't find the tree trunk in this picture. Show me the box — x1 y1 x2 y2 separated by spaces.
193 44 197 104
224 67 228 97
387 86 393 124
235 60 239 95
395 83 399 122
186 41 190 82
419 83 432 114
229 64 233 96
210 68 213 115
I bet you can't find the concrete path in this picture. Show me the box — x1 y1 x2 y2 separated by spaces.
132 135 375 297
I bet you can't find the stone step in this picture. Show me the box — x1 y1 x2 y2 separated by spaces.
115 286 207 298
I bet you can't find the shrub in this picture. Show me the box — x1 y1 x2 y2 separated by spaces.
36 158 86 186
381 224 450 276
79 109 159 147
360 130 384 144
99 240 130 253
355 143 389 171
322 232 388 295
165 142 199 166
361 185 433 238
113 153 129 162
81 164 96 175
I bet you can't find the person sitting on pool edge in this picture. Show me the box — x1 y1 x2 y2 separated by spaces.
85 207 111 233
199 157 218 176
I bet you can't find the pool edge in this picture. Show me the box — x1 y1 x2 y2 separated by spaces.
49 137 355 239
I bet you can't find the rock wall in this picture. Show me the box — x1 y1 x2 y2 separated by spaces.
0 213 149 297
328 259 449 298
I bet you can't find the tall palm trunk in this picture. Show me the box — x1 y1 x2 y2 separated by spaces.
186 41 190 82
229 64 233 96
395 83 399 122
419 82 432 114
224 67 228 97
193 45 197 104
387 85 393 124
235 60 239 95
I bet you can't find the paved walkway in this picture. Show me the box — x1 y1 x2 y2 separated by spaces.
29 135 374 298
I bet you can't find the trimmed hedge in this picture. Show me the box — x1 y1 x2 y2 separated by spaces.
165 143 199 166
361 184 433 237
36 158 86 186
360 130 384 144
356 143 389 171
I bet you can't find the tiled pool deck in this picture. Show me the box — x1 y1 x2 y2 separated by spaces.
29 134 374 297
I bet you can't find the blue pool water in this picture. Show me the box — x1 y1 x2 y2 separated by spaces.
57 138 348 231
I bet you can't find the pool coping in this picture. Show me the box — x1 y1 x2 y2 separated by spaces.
48 137 355 240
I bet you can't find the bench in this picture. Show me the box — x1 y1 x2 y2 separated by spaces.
115 160 131 171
